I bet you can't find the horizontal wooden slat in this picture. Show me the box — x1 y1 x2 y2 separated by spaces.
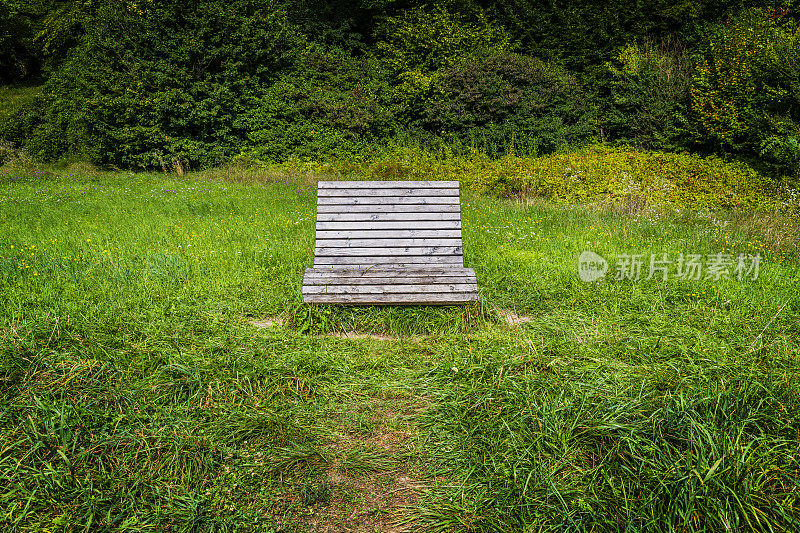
313 265 465 271
316 212 461 222
303 283 477 295
304 267 476 276
317 204 462 213
315 246 462 256
318 188 458 198
316 221 461 231
315 256 463 266
318 197 461 206
304 275 472 285
316 230 462 239
303 293 478 304
316 238 463 248
318 181 459 189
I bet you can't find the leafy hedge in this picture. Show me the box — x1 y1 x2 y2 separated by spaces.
420 53 597 155
1 2 799 183
239 47 395 162
476 145 783 211
689 8 800 177
19 0 303 168
599 38 693 152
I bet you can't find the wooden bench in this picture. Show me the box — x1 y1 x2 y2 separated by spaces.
302 180 479 304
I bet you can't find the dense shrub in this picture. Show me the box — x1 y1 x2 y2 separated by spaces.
689 8 800 177
375 5 512 75
488 0 762 72
239 47 395 162
0 1 32 81
599 38 693 152
0 0 93 82
3 0 797 170
420 53 598 155
21 0 303 168
375 5 514 121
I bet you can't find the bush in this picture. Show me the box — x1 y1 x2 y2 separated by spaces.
0 1 32 81
420 53 598 156
689 8 800 178
19 0 303 168
375 5 512 76
600 37 693 152
375 5 513 122
239 47 395 162
476 144 781 211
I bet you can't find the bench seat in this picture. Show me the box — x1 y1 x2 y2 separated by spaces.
302 180 479 305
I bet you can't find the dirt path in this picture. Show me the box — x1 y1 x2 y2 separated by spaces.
290 397 429 532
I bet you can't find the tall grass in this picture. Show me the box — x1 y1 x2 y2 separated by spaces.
0 160 798 531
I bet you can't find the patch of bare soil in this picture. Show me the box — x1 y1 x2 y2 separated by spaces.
330 331 400 341
306 470 423 533
298 398 430 532
248 316 284 328
499 308 533 326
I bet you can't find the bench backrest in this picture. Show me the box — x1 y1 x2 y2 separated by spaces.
314 180 466 269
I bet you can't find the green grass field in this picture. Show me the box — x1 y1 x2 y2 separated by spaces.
1 162 799 532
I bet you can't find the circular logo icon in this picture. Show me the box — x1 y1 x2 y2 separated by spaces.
578 251 608 282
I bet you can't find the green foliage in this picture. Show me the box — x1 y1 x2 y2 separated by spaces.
600 37 694 151
375 4 513 120
487 0 772 74
0 0 91 81
23 0 304 168
3 0 799 169
0 0 33 81
482 145 782 210
421 53 597 156
239 47 395 163
376 4 512 75
689 7 800 177
33 0 92 75
0 83 40 153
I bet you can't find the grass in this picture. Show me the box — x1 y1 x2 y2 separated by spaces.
0 159 798 532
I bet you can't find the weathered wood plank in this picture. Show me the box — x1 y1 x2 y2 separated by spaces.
317 197 461 206
316 238 463 248
316 230 462 239
303 283 477 295
315 246 462 256
317 204 462 213
313 266 465 271
304 267 476 276
304 275 471 285
315 256 463 266
318 180 459 188
318 187 458 198
316 212 461 222
303 293 478 304
315 221 461 231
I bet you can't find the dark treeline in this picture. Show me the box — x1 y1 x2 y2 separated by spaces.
0 0 798 178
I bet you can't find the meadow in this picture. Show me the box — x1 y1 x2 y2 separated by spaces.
0 159 799 532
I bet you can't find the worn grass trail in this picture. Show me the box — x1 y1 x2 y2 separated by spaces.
1 165 799 531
